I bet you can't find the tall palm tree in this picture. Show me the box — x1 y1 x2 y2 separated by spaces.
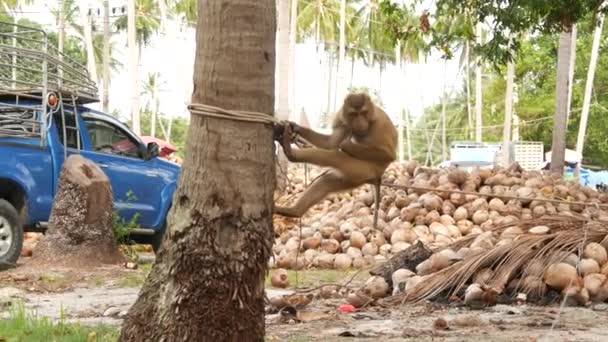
77 0 97 82
119 0 276 339
173 0 197 24
115 0 160 135
575 12 605 176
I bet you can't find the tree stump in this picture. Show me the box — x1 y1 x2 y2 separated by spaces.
33 155 124 267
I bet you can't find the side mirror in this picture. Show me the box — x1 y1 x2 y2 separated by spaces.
147 142 160 160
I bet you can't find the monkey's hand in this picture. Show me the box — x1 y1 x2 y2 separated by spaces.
281 122 296 161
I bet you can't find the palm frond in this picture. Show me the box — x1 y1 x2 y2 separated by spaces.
381 216 608 305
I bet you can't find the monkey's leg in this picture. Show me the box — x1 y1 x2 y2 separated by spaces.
274 171 354 217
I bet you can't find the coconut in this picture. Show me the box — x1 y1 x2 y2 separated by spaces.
400 206 420 222
339 222 358 239
321 239 340 254
391 228 417 244
340 240 351 253
303 236 322 250
285 237 301 252
429 222 450 237
584 242 608 266
528 225 550 235
346 291 372 308
453 207 469 221
442 201 455 216
392 268 415 289
578 258 601 277
379 244 392 256
362 242 379 256
456 220 474 235
314 253 335 268
583 273 608 300
319 226 336 239
522 276 547 298
405 276 425 293
350 231 367 249
488 198 505 212
369 230 386 247
391 242 411 254
363 276 390 299
271 268 290 288
473 268 494 286
472 210 489 225
334 253 353 270
346 246 363 259
448 169 468 185
562 285 590 306
329 231 344 242
464 283 484 307
545 263 578 290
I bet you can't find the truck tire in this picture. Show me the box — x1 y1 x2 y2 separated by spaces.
0 199 24 271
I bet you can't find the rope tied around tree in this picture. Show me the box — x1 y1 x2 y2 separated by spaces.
188 103 311 147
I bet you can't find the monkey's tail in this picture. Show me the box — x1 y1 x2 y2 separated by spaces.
373 180 381 230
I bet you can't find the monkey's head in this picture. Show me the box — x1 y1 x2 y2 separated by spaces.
342 93 376 135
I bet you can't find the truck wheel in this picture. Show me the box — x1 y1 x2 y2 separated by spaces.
0 199 24 271
150 223 166 254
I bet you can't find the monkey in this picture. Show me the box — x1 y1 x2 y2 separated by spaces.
274 92 398 229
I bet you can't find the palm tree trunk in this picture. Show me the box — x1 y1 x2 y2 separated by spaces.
289 0 298 115
57 0 65 87
396 42 403 162
337 0 346 102
550 28 575 174
475 22 483 142
151 75 158 138
350 56 355 87
119 0 276 339
465 40 473 139
575 13 604 176
79 0 98 82
127 0 141 135
566 25 577 122
276 0 291 192
102 0 110 112
440 59 448 161
405 108 412 161
277 0 290 121
502 60 515 166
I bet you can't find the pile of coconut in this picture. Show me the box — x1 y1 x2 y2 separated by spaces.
339 215 608 308
271 161 608 273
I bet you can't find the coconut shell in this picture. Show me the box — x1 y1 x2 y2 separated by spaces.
334 253 353 270
349 231 367 249
321 239 340 254
362 242 379 256
453 207 469 221
578 258 600 277
584 243 608 266
363 276 390 299
545 263 578 290
271 269 290 288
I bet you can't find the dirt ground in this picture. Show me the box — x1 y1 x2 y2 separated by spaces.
2 254 608 341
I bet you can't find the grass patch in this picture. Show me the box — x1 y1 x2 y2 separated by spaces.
0 302 118 342
265 269 362 289
117 263 152 288
37 272 70 291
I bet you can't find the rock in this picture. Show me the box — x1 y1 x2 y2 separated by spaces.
103 306 122 317
0 287 24 302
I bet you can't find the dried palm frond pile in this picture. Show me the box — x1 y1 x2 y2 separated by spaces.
340 216 608 308
271 161 608 272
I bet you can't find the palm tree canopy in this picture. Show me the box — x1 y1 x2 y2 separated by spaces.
114 0 160 46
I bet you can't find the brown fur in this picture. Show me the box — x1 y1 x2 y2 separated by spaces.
275 92 398 218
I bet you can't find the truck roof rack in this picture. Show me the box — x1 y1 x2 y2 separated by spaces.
0 20 99 104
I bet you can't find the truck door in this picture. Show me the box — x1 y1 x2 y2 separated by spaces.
78 114 164 229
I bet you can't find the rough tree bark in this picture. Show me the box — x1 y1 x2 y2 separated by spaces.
119 0 276 341
33 155 123 266
550 28 574 175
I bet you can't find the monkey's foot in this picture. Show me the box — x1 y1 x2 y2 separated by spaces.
273 206 302 218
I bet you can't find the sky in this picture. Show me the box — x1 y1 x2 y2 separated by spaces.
13 0 464 128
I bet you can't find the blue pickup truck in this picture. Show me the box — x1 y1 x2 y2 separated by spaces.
0 21 180 269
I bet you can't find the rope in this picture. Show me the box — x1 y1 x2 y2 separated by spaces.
188 103 311 147
380 182 608 209
188 103 278 125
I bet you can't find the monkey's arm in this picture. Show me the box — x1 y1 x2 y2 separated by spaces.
294 124 349 150
339 140 395 164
